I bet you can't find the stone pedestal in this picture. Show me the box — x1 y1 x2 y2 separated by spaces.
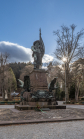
30 69 48 92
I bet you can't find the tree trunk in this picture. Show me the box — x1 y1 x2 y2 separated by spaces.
75 91 78 102
66 63 69 102
2 86 5 101
66 86 69 102
75 83 79 102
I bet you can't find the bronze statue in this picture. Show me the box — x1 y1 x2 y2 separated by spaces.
31 29 45 69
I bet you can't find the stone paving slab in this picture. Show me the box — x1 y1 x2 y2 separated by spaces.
0 107 84 125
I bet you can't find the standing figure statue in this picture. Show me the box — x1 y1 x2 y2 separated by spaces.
31 29 45 69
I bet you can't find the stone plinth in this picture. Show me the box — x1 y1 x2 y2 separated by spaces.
15 105 66 110
28 101 56 107
30 69 48 92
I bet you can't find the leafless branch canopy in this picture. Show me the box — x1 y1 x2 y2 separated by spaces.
53 24 84 64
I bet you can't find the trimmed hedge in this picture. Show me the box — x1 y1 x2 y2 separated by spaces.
0 101 21 105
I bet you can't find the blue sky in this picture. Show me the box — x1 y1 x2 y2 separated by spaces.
0 0 84 63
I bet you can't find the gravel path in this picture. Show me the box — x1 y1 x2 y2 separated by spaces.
0 121 84 139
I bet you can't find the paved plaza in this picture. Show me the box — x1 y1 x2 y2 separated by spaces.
0 121 84 139
0 103 84 123
0 102 84 139
0 106 84 123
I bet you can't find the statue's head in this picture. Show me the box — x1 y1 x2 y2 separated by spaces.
33 40 40 46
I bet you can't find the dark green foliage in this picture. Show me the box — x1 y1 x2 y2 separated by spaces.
60 91 65 100
55 82 65 100
81 97 84 100
69 84 75 99
55 82 61 100
0 101 20 104
8 62 26 80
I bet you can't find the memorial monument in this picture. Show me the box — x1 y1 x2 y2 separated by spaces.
15 29 66 110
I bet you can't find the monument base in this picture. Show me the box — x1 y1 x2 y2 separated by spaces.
20 101 57 106
15 105 66 110
29 69 48 92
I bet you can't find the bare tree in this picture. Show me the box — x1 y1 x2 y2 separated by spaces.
70 46 84 101
5 67 17 99
71 60 83 101
78 46 84 81
0 53 9 100
53 24 84 101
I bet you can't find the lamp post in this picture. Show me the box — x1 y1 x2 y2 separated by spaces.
62 57 67 104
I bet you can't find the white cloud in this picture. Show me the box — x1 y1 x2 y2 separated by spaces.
0 41 53 64
42 54 53 63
